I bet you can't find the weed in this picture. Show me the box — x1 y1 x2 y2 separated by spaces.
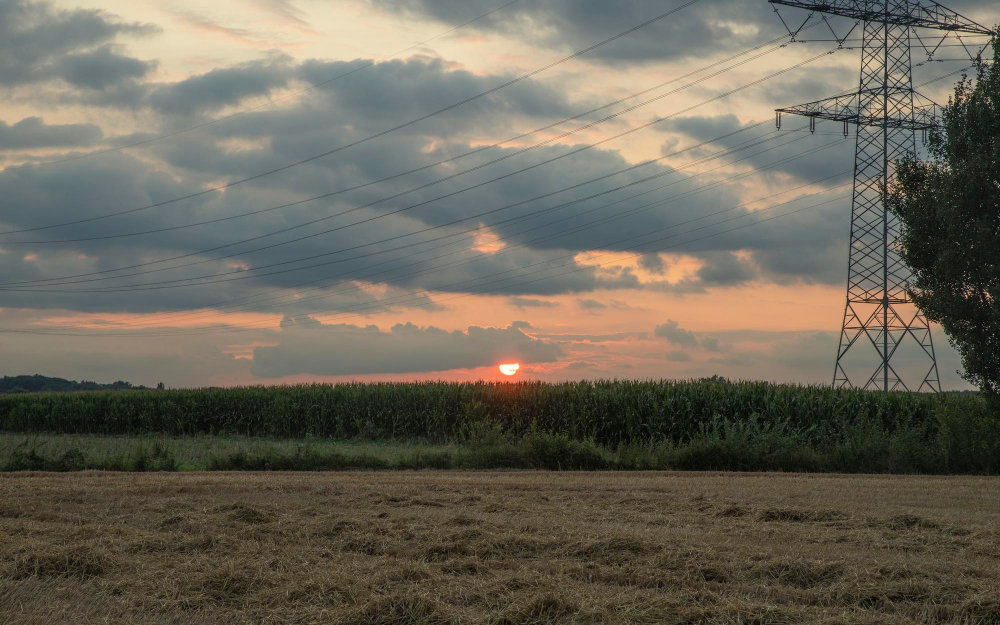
750 560 844 588
492 594 580 625
345 595 455 625
12 547 111 579
758 509 849 523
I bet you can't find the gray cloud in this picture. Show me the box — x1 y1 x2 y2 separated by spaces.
509 296 559 309
653 319 698 346
295 56 577 135
650 327 968 389
145 56 295 116
0 1 948 322
371 0 777 64
658 113 857 184
55 44 154 90
701 336 721 352
577 298 606 310
0 104 847 315
654 319 724 353
529 331 649 343
0 0 156 88
0 116 102 150
0 307 251 387
251 319 562 376
695 251 758 286
638 252 665 274
573 298 637 311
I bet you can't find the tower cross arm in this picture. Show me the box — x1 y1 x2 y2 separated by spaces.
768 0 994 35
776 93 939 130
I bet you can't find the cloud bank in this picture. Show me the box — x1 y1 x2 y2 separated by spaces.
251 319 562 376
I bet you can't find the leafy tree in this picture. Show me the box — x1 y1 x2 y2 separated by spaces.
888 36 999 403
0 374 147 394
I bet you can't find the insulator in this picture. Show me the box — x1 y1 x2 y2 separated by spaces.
921 128 928 145
776 111 782 130
843 120 849 137
809 117 816 134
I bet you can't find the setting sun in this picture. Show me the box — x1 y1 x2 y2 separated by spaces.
499 363 520 376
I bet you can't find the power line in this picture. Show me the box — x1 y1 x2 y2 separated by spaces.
1 31 802 246
6 127 825 292
86 163 853 333
767 0 994 393
0 0 705 236
277 196 848 332
37 130 844 330
0 45 840 290
2 0 525 171
10 132 847 334
4 190 849 337
45 64 973 332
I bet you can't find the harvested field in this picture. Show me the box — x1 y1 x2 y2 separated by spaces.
1 471 998 624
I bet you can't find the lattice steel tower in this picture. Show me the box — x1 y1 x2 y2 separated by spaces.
769 1 992 391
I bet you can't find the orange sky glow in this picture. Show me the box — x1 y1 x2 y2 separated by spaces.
0 0 988 388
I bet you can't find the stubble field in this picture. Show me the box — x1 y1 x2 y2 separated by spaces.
1 471 999 624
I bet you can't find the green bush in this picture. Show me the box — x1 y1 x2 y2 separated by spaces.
206 446 389 471
935 401 1000 473
1 439 176 472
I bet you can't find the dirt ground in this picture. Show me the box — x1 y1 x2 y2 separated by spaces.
1 471 998 624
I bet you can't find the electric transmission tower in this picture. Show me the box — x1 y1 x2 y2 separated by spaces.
768 0 993 392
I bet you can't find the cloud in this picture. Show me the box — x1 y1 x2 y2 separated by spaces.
249 0 317 33
0 308 252 387
146 56 295 116
55 44 155 90
665 350 691 362
167 10 290 48
701 336 722 352
296 56 576 133
654 319 725 353
695 251 758 286
370 0 776 64
0 2 896 321
638 252 665 274
0 0 157 88
577 298 634 311
0 116 102 150
509 296 559 309
0 64 850 320
529 331 649 343
653 319 698 347
577 298 606 310
0 0 984 390
658 113 857 184
251 319 562 376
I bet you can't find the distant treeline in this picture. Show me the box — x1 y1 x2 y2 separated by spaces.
0 375 147 395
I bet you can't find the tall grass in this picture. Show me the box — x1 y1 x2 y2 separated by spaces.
0 379 984 445
3 414 998 473
1 379 996 474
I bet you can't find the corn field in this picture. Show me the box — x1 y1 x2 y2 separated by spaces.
0 380 988 445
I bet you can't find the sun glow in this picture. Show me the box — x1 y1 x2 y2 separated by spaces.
499 363 520 376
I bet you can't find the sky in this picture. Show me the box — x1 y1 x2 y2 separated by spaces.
0 0 994 388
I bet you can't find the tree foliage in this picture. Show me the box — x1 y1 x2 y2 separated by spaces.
0 374 143 394
888 36 1000 402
